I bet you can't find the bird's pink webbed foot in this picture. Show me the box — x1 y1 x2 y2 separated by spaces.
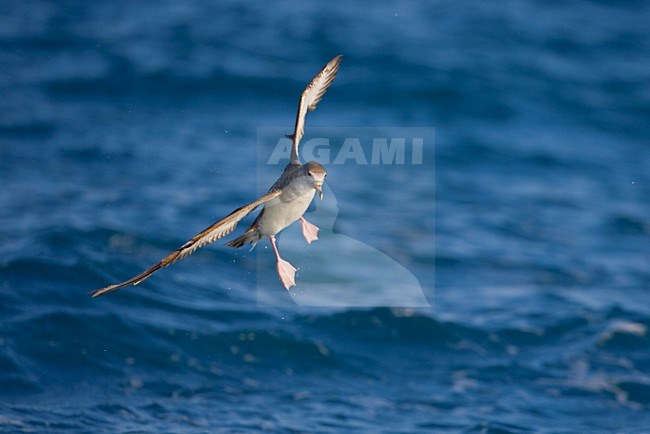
299 217 319 244
270 236 297 290
276 258 297 290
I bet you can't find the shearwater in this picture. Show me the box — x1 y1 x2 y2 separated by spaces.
92 55 342 297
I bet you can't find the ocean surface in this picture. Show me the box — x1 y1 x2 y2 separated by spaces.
1 1 649 432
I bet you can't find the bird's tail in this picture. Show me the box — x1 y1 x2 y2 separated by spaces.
226 228 261 249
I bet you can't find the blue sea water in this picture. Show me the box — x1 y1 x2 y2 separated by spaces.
1 0 650 432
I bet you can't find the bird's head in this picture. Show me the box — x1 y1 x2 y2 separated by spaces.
303 161 327 200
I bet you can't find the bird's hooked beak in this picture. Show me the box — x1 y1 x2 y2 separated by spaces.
315 182 324 200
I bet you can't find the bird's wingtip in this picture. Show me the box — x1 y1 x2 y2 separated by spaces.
330 55 343 65
90 284 117 298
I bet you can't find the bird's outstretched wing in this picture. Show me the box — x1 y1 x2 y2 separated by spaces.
91 189 282 297
289 55 342 165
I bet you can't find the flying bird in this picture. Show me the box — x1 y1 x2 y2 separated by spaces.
92 55 342 297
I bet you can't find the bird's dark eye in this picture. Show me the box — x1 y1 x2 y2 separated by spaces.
324 173 327 178
308 172 313 177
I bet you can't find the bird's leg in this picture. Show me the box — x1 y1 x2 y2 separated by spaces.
270 236 296 290
299 217 319 244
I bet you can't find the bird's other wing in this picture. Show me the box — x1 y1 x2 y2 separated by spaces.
91 189 282 297
289 55 342 165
